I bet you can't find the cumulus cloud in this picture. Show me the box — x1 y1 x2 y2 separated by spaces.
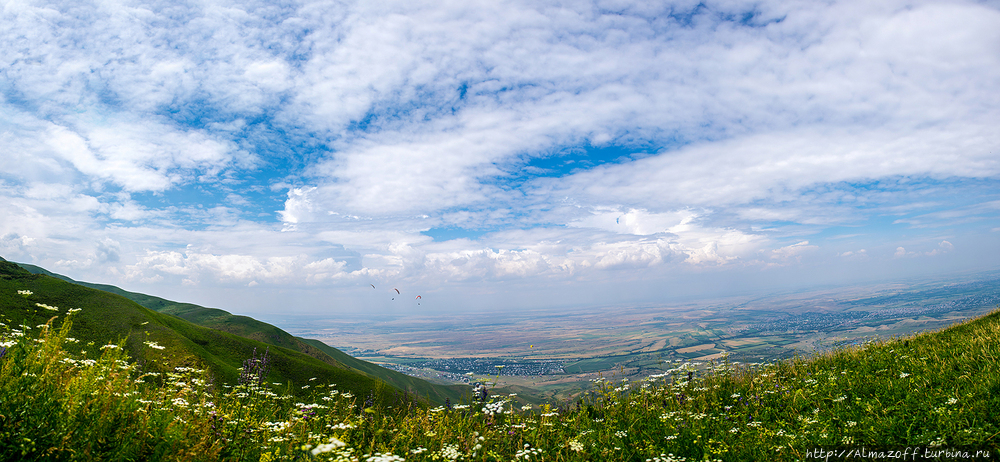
125 250 357 285
926 240 954 256
0 233 36 260
96 238 121 263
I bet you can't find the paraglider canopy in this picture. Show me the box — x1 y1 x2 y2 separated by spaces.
415 295 421 299
393 288 400 294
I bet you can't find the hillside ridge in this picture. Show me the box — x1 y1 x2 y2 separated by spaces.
11 259 466 405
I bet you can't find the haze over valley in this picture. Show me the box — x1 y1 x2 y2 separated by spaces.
269 270 1000 401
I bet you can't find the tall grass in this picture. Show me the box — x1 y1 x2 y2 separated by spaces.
3 304 999 461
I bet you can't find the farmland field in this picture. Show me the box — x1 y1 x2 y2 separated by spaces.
273 271 1000 402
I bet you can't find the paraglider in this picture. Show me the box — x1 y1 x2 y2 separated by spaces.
415 295 421 300
371 284 376 289
393 288 400 294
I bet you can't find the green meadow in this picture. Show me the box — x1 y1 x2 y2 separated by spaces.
3 262 999 460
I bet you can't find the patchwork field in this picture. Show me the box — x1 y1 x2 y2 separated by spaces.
275 272 1000 402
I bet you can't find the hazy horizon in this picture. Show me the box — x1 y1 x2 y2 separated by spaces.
2 0 998 318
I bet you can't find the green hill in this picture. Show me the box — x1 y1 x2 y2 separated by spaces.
14 260 466 405
0 259 400 403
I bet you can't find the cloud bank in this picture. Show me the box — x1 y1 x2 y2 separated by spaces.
1 0 998 313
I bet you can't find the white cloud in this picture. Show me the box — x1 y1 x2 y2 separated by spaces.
926 240 954 256
569 208 695 236
96 238 121 263
769 241 817 263
108 201 152 222
125 250 356 285
839 249 868 260
273 0 1000 221
894 246 907 258
2 0 998 314
0 233 36 260
1 109 246 193
537 125 999 215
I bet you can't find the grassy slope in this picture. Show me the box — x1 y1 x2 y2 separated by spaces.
5 256 1000 460
0 260 395 402
295 337 469 404
16 261 466 405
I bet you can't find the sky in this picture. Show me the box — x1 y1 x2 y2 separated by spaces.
2 0 999 317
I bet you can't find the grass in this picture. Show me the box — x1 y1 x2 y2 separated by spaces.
2 280 999 461
0 260 402 405
15 261 467 406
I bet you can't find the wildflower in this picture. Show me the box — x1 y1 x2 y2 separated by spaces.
946 397 958 405
17 290 33 296
899 372 911 379
482 400 508 416
515 444 543 460
440 444 461 461
36 303 59 311
569 440 584 452
144 341 165 350
364 453 405 462
311 437 346 456
101 344 120 350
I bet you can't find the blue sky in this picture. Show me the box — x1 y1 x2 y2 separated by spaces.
1 0 999 316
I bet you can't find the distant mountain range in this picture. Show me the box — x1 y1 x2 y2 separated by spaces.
1 257 465 405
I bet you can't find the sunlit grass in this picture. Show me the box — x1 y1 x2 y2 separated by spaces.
2 299 999 461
